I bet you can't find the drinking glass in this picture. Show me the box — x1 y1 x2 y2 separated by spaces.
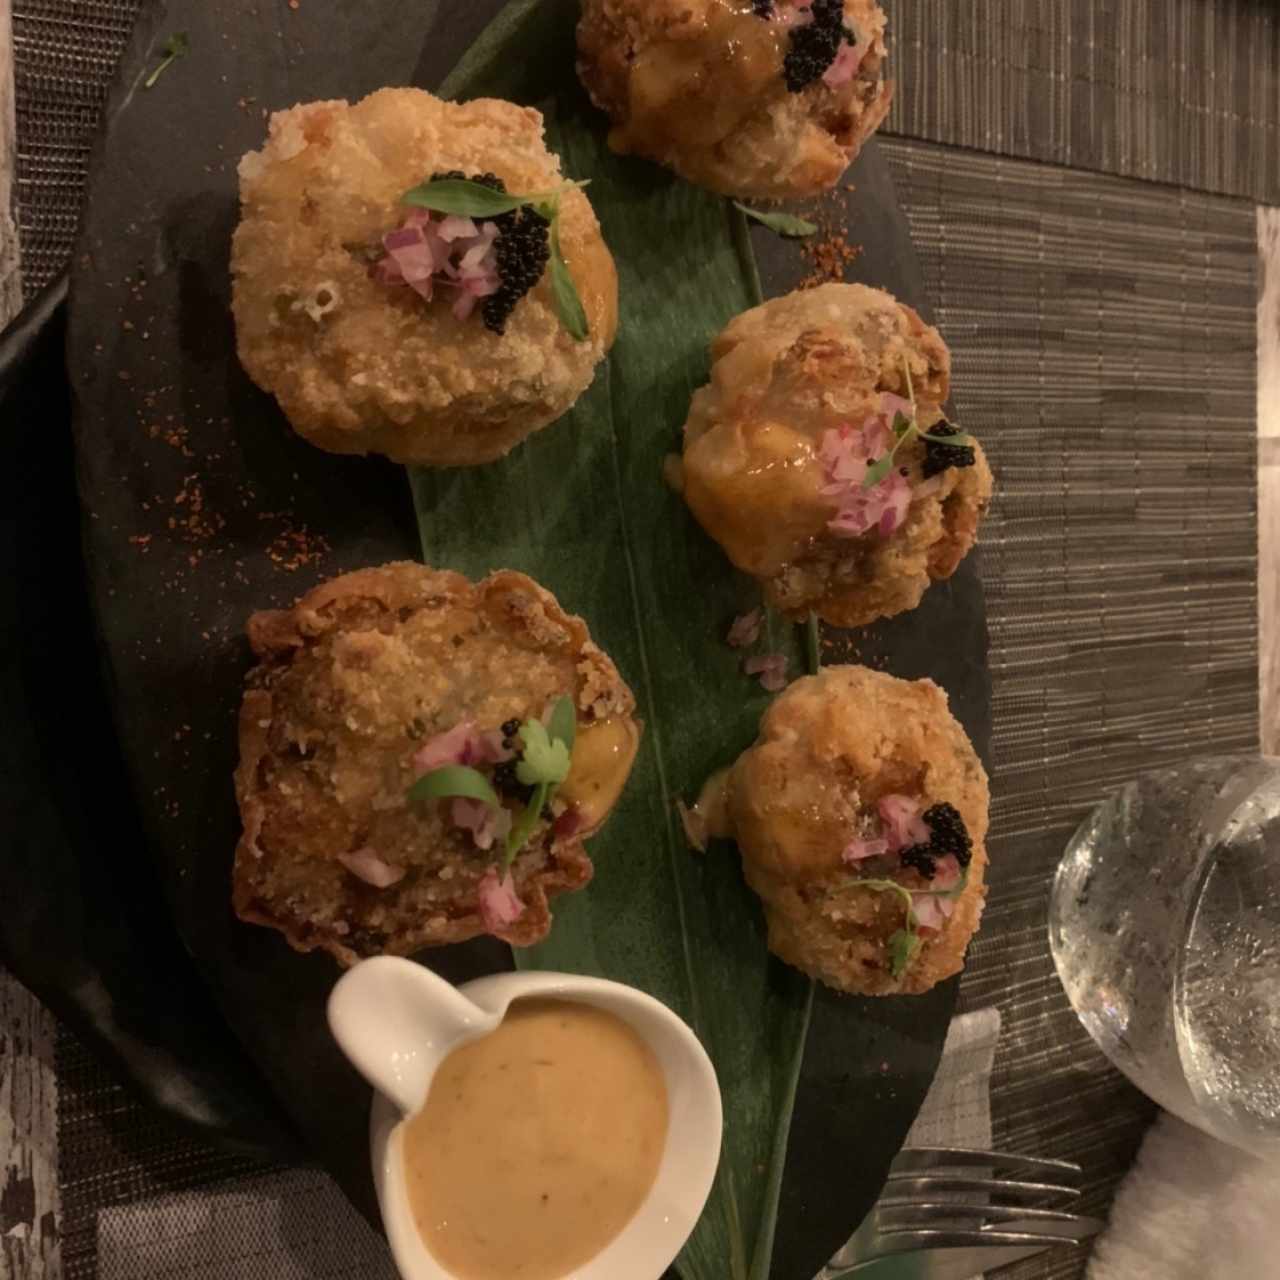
1050 754 1280 1153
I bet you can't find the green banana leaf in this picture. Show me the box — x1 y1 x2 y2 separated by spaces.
412 3 813 1275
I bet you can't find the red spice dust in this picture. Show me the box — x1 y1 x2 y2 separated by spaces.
267 524 330 572
799 220 861 287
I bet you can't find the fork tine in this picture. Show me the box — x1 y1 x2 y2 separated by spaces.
877 1201 1091 1226
875 1223 1104 1251
884 1173 1077 1200
891 1147 1082 1179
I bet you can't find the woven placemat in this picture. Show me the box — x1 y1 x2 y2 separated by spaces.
888 0 1280 204
9 2 1268 1277
883 136 1260 1276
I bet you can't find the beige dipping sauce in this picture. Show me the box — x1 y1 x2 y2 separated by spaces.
402 999 670 1280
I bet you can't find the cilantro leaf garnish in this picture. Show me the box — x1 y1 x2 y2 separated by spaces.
398 178 591 340
143 32 190 89
504 696 577 870
405 698 579 873
545 695 578 757
733 203 818 239
516 718 572 787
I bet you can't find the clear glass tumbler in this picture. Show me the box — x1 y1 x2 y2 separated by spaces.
1050 754 1280 1153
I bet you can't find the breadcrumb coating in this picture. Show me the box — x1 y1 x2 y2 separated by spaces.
232 89 618 467
715 664 989 995
233 562 639 965
680 283 993 628
577 0 893 198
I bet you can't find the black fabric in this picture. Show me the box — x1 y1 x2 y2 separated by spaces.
0 276 297 1156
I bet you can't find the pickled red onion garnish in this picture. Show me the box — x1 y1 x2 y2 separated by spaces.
928 854 962 891
880 391 914 422
820 413 913 537
878 794 932 851
477 867 525 930
727 608 763 648
552 805 585 839
842 836 890 863
822 35 871 88
412 721 510 774
375 211 502 317
451 797 513 851
338 847 406 888
744 652 789 692
911 892 955 932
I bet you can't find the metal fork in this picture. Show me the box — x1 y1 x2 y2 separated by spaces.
815 1147 1104 1279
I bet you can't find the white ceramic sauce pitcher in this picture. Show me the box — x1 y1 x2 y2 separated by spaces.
328 957 722 1280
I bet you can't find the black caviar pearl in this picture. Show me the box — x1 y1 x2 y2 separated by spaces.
492 759 534 806
922 420 977 479
784 0 855 92
483 206 551 335
899 844 938 880
922 802 973 868
426 170 551 335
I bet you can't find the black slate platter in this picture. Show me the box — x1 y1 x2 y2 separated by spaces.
61 1 992 1276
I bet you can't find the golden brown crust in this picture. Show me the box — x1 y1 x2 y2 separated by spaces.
231 89 617 467
232 562 639 965
719 664 989 995
577 0 892 198
680 284 992 628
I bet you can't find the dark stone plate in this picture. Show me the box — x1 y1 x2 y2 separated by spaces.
43 0 993 1274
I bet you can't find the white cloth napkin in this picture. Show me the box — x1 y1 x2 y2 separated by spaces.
96 1008 1003 1280
906 1006 1002 1150
1087 1113 1280 1280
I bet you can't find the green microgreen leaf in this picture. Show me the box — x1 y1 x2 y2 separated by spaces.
400 176 589 218
401 177 530 217
888 929 922 979
398 178 590 341
516 718 572 787
855 878 916 915
919 429 976 448
143 32 190 89
862 357 924 489
407 764 500 809
548 215 590 342
504 780 551 871
545 695 577 757
732 203 818 239
861 453 899 488
918 866 972 902
854 866 971 981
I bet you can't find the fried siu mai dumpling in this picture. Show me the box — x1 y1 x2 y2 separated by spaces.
233 562 641 964
232 89 618 467
685 664 989 995
577 0 893 198
677 283 992 629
